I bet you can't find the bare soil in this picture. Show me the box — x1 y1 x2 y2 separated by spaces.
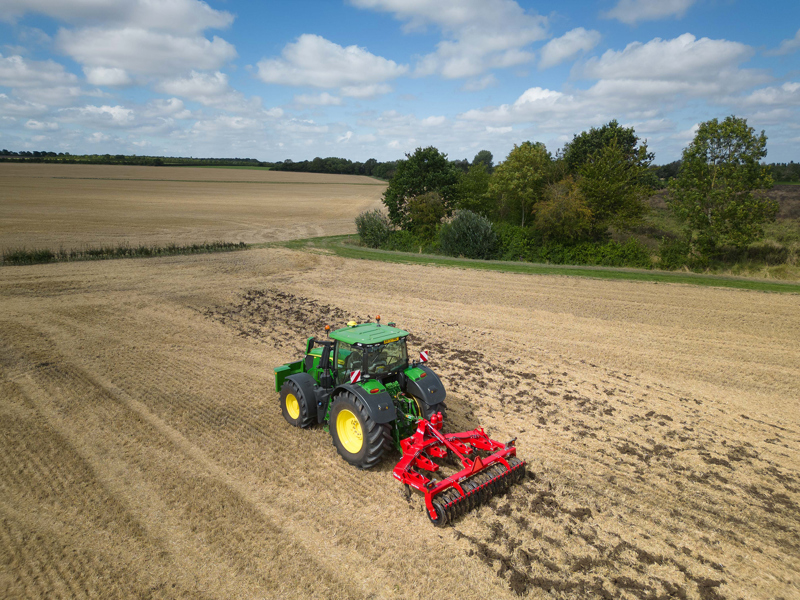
1 248 798 599
0 163 386 251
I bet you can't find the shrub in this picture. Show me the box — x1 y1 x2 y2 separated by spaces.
528 239 653 269
439 210 498 260
535 177 593 243
407 192 445 241
493 223 535 261
355 209 392 248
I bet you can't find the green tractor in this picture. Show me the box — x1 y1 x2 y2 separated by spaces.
274 316 446 469
274 316 525 526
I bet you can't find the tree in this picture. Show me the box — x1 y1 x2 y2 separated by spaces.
668 116 777 255
562 120 646 173
407 192 446 240
455 163 493 217
534 176 593 243
489 141 553 227
472 150 494 173
382 146 460 229
578 137 652 236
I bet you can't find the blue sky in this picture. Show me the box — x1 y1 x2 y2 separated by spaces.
0 0 798 164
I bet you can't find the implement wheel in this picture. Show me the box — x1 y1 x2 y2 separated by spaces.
280 379 315 428
329 390 389 469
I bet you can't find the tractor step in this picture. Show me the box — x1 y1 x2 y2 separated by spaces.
392 413 526 526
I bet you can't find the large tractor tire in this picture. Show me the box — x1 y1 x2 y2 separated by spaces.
280 379 316 428
329 390 390 469
412 396 447 422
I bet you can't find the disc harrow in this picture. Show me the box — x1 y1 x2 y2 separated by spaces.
393 413 526 526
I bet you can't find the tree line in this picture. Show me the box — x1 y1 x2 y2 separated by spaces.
357 116 780 269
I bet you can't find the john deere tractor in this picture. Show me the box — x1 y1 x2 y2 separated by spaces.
274 316 525 526
274 316 446 469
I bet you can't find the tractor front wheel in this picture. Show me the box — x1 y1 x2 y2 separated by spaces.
280 379 315 428
329 391 389 469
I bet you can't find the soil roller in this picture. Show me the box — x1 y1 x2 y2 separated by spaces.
393 412 525 525
274 316 526 525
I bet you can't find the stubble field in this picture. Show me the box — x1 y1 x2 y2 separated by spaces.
1 165 798 599
0 163 386 251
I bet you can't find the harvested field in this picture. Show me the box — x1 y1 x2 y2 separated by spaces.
0 163 385 251
1 248 798 600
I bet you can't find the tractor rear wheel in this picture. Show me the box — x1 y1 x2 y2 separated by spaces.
280 379 316 428
329 391 389 469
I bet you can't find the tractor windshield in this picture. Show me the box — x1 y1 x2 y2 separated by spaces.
365 338 407 376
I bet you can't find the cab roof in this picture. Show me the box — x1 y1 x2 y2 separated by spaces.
330 322 408 345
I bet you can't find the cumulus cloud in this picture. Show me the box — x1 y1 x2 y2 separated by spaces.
765 28 800 57
351 0 547 78
24 119 58 130
58 28 236 77
539 28 601 69
1 0 234 35
60 104 136 127
461 74 497 91
603 0 696 25
143 97 192 119
295 92 343 106
156 71 227 103
83 66 131 86
256 34 406 90
737 82 800 107
0 93 48 117
340 83 393 98
0 53 78 88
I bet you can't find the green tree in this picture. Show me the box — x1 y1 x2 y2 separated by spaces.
455 163 493 217
534 176 593 243
668 116 777 255
578 137 652 236
489 141 553 227
407 192 446 240
472 150 494 173
382 146 460 229
562 120 646 173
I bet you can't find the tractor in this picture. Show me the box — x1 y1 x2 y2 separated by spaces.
274 316 525 525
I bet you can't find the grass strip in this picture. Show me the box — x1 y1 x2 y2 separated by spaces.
275 235 800 294
2 241 247 266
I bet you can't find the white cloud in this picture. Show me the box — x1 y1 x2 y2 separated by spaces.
0 93 48 117
192 115 260 133
337 131 353 142
539 28 601 69
351 0 547 78
143 97 191 119
766 29 800 57
57 28 236 77
60 104 135 127
1 0 234 35
422 115 446 126
256 34 407 89
603 0 696 25
83 66 131 86
155 70 227 104
24 119 58 130
461 74 497 91
737 82 800 107
295 92 343 106
87 131 111 143
0 53 78 88
340 83 392 98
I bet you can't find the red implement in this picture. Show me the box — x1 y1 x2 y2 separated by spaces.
392 413 526 526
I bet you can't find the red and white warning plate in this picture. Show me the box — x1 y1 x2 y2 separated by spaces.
419 350 429 363
349 369 362 384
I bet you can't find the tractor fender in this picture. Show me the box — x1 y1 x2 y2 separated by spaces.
405 366 446 409
333 383 397 425
285 373 322 423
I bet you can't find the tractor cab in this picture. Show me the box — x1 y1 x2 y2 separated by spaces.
330 319 409 383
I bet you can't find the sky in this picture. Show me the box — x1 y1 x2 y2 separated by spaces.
0 0 798 164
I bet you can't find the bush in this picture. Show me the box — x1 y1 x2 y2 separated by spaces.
355 209 392 248
407 192 445 241
439 210 498 259
528 239 653 269
493 223 535 261
657 237 692 270
535 177 593 243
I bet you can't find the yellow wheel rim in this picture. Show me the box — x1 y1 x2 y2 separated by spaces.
286 393 300 420
336 409 363 454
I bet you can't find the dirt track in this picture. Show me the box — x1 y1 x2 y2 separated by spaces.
1 246 798 599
